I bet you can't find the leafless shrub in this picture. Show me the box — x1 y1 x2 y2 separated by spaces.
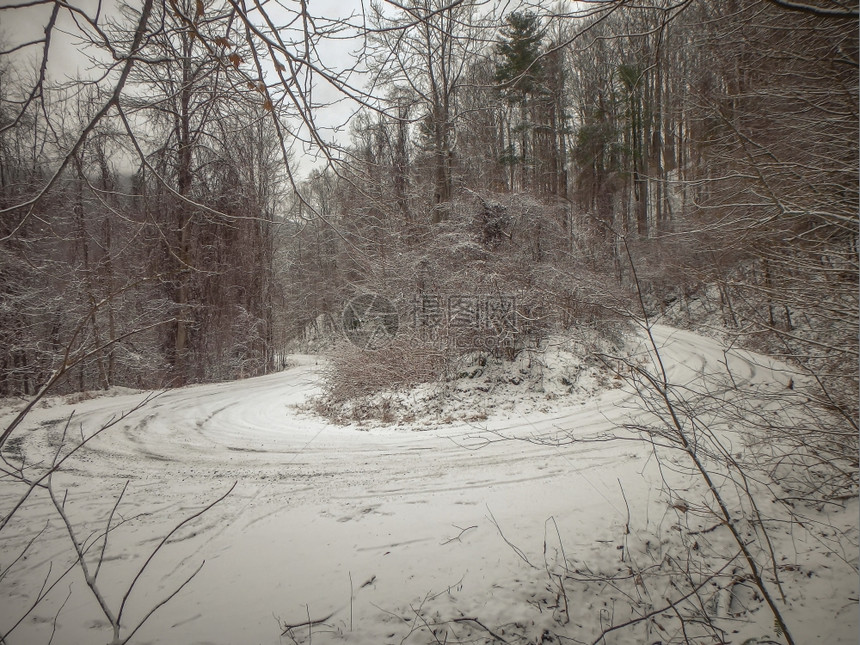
312 333 452 423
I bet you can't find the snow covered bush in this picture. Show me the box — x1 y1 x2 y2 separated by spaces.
315 334 450 422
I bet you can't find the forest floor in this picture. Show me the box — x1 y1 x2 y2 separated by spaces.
1 325 857 645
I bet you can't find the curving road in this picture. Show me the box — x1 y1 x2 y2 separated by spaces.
0 325 845 645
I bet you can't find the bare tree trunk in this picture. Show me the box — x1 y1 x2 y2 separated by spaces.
173 36 194 384
74 165 108 390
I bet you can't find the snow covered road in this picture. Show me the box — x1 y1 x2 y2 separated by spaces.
1 326 855 645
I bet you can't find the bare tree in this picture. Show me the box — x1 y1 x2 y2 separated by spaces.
366 0 489 222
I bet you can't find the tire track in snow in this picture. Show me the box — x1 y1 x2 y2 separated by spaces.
0 326 810 645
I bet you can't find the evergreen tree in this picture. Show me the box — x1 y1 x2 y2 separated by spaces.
494 11 544 100
494 11 550 191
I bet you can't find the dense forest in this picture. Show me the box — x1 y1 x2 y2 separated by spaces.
0 0 858 417
0 0 856 411
0 2 857 643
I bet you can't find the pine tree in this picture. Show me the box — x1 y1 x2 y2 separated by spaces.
494 11 544 100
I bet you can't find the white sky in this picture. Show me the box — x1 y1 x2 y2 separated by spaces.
0 0 539 178
0 0 370 177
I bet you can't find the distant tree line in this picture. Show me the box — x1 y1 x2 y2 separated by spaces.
288 0 857 420
0 0 856 425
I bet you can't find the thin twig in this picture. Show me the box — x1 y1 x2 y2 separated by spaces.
487 507 538 569
280 610 335 636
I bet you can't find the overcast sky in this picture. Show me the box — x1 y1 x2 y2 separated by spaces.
1 0 383 175
0 0 524 178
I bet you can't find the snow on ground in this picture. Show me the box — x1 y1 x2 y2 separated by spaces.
1 326 857 645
